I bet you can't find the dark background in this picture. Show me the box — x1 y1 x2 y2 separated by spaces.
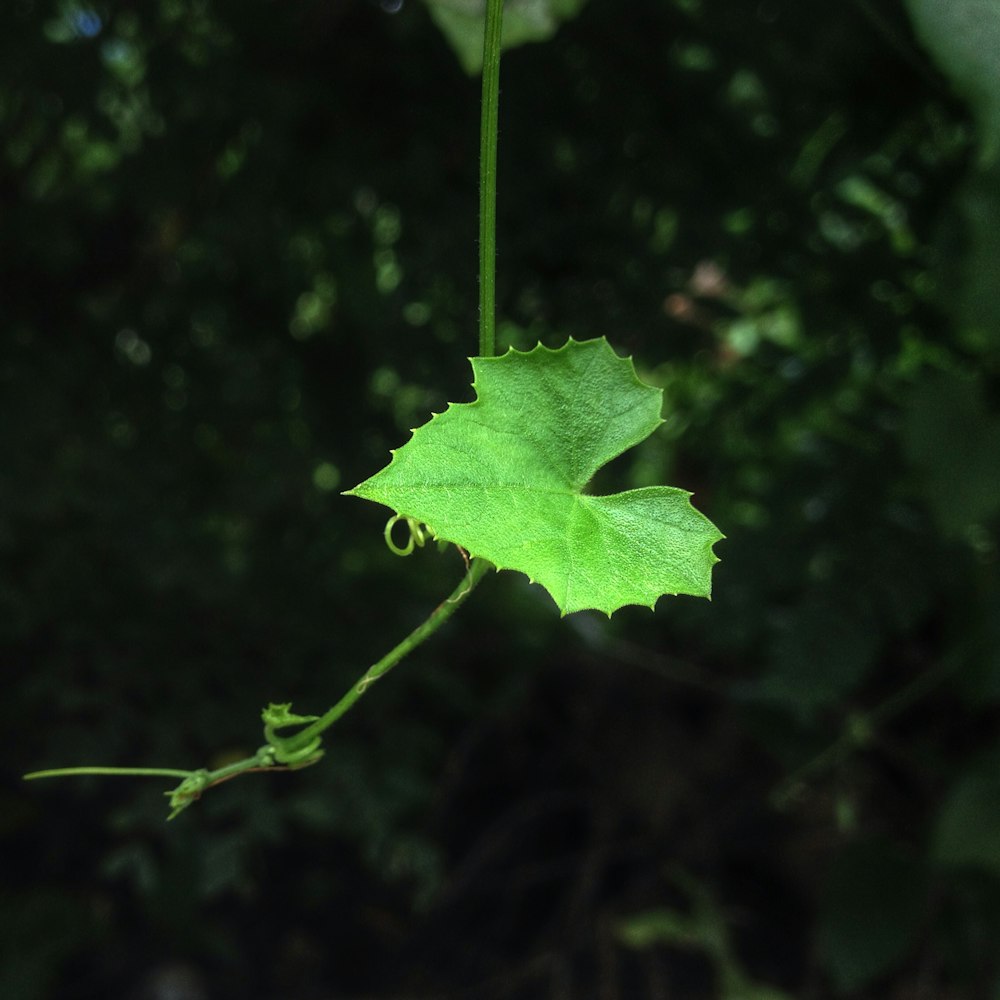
3 0 1000 997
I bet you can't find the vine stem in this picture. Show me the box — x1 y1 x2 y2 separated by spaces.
24 767 192 781
23 558 491 817
478 0 503 358
770 655 956 810
275 557 490 755
23 6 507 817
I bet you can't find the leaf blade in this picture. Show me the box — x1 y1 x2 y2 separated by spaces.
347 338 722 615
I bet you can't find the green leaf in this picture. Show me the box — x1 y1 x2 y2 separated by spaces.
904 0 1000 165
424 0 587 75
818 839 928 993
752 595 880 723
346 338 722 616
933 753 1000 877
902 372 1000 535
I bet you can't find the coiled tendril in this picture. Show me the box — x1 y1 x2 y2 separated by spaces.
384 514 433 556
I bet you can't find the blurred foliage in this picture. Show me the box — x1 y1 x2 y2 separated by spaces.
618 868 795 1000
2 0 999 997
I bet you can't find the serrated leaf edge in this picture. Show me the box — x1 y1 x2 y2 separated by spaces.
345 337 723 616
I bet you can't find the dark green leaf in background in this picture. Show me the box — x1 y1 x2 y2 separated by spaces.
934 752 1000 879
902 372 1000 537
818 840 928 994
904 0 1000 351
904 0 1000 165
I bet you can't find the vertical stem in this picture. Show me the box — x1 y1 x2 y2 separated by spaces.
478 0 503 358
